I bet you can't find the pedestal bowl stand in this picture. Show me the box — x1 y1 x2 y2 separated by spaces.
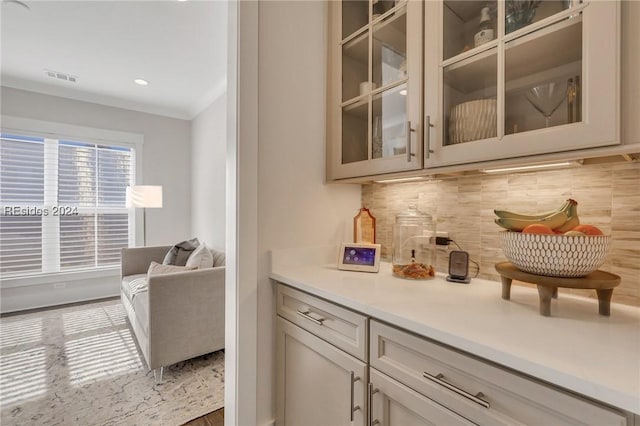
495 261 621 317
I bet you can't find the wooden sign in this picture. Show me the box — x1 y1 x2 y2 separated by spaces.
354 207 376 244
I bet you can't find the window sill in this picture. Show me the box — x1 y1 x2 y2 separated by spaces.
1 267 120 289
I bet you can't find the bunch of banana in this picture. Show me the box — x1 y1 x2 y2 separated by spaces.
494 199 580 232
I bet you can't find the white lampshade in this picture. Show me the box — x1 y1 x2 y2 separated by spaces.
126 185 163 208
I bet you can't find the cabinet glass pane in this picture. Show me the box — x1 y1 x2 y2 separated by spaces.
505 17 582 134
372 84 407 159
342 31 369 102
342 0 368 39
443 1 497 61
505 0 575 35
372 5 407 90
373 0 395 19
443 49 497 146
342 100 369 164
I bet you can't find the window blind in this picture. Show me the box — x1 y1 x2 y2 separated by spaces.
0 136 45 275
0 134 133 277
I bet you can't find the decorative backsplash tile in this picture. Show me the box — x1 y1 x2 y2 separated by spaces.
362 162 640 306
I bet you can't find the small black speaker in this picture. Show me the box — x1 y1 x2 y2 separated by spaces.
447 250 470 283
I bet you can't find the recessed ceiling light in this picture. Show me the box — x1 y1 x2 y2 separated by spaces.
134 79 149 86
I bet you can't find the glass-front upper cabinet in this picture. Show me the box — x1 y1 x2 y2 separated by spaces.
424 0 620 168
328 0 423 180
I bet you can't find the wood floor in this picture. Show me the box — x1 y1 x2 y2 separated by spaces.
182 408 224 426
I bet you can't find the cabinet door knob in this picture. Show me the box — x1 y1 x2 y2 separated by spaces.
406 121 416 162
368 382 380 426
424 115 435 160
350 371 361 421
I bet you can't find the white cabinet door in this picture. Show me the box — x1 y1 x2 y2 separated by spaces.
327 0 424 180
276 317 367 426
369 368 475 426
425 0 620 168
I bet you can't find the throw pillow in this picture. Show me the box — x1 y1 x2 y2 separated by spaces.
185 242 214 269
211 249 226 267
162 238 200 266
147 261 197 280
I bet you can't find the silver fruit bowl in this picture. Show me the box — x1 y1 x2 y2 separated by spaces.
500 231 611 278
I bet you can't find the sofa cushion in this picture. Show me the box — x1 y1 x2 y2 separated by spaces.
162 238 200 266
132 290 149 337
121 273 147 303
185 242 214 269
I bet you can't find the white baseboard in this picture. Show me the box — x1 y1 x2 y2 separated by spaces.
1 274 120 313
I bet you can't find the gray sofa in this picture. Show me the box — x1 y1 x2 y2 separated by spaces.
120 245 225 381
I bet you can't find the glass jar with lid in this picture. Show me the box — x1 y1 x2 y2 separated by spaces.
392 204 436 280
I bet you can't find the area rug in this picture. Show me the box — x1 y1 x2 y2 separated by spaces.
0 298 224 426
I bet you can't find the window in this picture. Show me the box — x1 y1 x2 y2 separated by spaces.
0 133 134 277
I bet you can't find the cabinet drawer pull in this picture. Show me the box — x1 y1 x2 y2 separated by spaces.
424 115 435 160
423 371 490 409
296 309 325 326
350 371 361 421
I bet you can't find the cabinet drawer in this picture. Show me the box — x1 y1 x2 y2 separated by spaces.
370 320 627 426
276 284 367 361
370 368 475 426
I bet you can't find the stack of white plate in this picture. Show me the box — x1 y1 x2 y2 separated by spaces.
449 99 497 144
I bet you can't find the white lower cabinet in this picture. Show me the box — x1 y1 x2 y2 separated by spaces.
369 368 473 426
276 316 367 426
276 284 629 426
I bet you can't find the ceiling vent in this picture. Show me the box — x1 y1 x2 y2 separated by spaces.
44 70 78 83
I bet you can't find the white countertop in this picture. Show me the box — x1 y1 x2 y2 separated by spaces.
270 245 640 415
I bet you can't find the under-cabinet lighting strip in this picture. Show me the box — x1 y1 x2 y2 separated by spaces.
374 176 432 184
481 161 581 174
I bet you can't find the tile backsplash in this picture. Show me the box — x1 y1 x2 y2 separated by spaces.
362 161 640 306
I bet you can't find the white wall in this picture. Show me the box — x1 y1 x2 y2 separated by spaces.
191 92 227 251
255 2 361 423
1 87 192 246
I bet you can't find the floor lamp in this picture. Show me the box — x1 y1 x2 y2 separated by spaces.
126 185 163 246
